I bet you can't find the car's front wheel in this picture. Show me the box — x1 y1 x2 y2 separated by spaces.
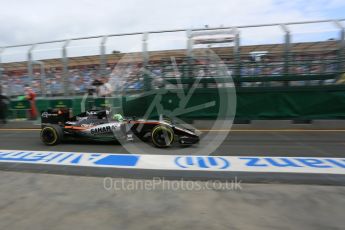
151 125 174 148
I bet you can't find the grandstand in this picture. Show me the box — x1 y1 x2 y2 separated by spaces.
2 40 339 70
0 18 344 99
1 40 343 97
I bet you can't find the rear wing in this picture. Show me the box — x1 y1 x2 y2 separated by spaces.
41 108 70 125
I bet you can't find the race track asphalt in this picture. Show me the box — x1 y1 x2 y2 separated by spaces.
0 128 345 185
1 128 345 230
0 129 344 157
0 171 344 230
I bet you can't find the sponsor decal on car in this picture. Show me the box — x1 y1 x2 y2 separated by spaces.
90 124 120 135
41 112 58 118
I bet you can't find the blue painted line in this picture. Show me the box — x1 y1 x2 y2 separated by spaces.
94 155 139 167
186 156 193 166
174 156 230 169
43 153 63 162
58 153 74 163
0 150 344 174
0 152 37 162
197 157 208 168
174 157 187 168
218 157 230 169
208 157 218 166
265 158 302 167
326 159 345 168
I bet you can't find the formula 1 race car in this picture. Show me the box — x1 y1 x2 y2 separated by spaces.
40 109 199 148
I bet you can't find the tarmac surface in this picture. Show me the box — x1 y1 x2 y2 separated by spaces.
1 128 345 184
0 122 344 229
1 129 345 157
0 170 344 230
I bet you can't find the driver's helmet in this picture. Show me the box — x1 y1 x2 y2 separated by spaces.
112 113 124 122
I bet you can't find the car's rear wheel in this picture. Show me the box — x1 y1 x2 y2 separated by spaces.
151 125 174 148
40 125 63 146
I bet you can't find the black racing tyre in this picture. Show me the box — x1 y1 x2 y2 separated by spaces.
151 125 174 148
40 125 63 146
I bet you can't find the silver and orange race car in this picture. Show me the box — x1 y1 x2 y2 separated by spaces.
40 109 199 148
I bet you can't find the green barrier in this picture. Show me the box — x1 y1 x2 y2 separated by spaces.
9 100 30 119
236 89 345 120
36 99 49 114
123 86 345 120
10 100 30 110
50 99 73 109
95 98 114 108
123 88 234 120
10 84 345 120
37 96 123 118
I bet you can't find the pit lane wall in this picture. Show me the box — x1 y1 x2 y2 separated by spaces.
8 85 345 120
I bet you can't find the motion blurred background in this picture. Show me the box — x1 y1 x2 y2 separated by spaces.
0 0 344 122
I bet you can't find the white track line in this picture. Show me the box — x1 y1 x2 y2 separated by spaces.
0 150 344 175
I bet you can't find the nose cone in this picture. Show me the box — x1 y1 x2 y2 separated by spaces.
179 135 199 145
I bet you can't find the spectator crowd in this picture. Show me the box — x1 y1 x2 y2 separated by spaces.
0 51 342 97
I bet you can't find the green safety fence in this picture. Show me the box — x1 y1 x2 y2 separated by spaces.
8 84 345 120
9 100 30 119
235 89 345 119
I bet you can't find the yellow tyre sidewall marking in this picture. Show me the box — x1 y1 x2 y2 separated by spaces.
41 127 58 145
152 126 174 147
